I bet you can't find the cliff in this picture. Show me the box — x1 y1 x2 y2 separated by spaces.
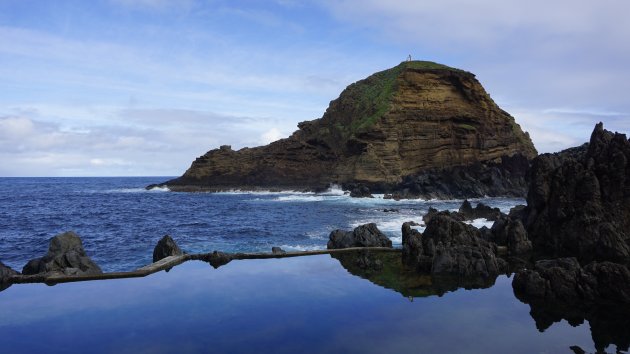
158 61 537 195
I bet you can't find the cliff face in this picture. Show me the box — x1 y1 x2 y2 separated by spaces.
163 61 537 193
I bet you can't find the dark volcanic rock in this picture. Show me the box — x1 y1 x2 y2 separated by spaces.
347 184 374 198
524 123 630 263
490 217 532 256
271 247 286 255
402 213 506 278
153 235 184 262
156 61 536 198
0 261 18 291
458 200 504 221
22 231 102 276
199 251 234 269
327 223 392 249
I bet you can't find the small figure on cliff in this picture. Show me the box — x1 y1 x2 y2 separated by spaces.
407 54 412 61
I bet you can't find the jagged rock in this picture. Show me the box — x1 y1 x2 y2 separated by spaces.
153 235 184 262
422 207 439 224
458 200 504 221
154 61 536 198
490 217 532 256
524 123 630 263
0 261 18 291
200 251 233 269
22 231 102 276
347 184 374 198
271 247 286 255
327 223 392 249
403 212 506 278
513 258 630 306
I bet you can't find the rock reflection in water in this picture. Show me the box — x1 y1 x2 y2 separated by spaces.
330 250 498 298
515 289 630 354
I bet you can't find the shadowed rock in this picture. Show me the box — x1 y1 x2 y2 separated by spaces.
153 235 184 262
402 213 506 278
458 200 504 221
327 223 392 249
271 247 286 255
524 123 630 263
22 231 102 276
0 261 18 291
199 251 234 269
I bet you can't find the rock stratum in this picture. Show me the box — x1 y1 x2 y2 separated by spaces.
156 61 536 196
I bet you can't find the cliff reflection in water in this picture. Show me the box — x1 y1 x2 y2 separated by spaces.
332 250 630 353
330 250 497 299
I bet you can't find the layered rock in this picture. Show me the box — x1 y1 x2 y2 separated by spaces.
153 235 184 262
402 213 507 278
22 231 102 276
524 123 630 263
156 61 536 197
327 223 392 249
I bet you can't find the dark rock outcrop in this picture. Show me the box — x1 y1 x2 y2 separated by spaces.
327 223 392 249
513 258 630 306
524 123 630 263
489 216 532 256
22 231 102 276
0 261 18 291
458 200 504 221
199 251 234 269
153 235 184 262
347 184 374 198
154 61 536 198
402 213 506 278
271 247 286 255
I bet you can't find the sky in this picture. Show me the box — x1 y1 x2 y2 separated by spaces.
1 0 629 176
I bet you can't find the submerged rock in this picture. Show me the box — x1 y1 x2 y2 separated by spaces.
524 123 630 263
327 223 392 249
153 235 184 262
402 213 506 278
22 231 102 276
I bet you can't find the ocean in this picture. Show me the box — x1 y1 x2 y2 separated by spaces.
0 177 522 272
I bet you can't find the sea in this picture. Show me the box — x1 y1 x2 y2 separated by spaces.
0 177 520 272
0 177 621 353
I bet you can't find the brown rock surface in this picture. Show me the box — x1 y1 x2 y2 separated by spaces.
159 61 536 193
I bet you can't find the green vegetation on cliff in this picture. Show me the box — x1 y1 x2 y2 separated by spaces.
335 61 463 137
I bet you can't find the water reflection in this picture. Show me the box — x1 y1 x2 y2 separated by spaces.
515 289 630 353
330 250 497 298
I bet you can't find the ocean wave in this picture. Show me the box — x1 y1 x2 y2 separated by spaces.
464 218 495 229
277 244 326 252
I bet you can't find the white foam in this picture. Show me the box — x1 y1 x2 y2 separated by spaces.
277 244 326 252
148 186 170 192
320 184 347 196
274 195 327 202
216 189 314 195
464 218 495 229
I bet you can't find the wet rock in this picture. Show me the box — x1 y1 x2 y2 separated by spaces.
0 261 18 291
458 200 504 221
271 247 286 255
382 208 399 213
327 223 392 249
200 251 233 269
524 123 630 263
348 185 374 198
152 235 184 262
403 212 506 278
22 231 102 276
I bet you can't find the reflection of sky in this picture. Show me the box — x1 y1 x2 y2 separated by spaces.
0 256 595 353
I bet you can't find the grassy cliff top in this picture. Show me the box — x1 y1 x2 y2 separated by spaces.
336 61 465 135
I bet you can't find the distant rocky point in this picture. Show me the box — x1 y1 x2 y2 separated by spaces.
150 61 536 198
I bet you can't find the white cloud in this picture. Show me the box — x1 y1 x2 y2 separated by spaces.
260 127 286 144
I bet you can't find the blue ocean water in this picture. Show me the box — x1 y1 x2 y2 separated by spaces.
0 177 523 272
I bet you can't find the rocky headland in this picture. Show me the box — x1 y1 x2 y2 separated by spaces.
152 61 536 198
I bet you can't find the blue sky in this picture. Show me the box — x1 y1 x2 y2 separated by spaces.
1 0 629 176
